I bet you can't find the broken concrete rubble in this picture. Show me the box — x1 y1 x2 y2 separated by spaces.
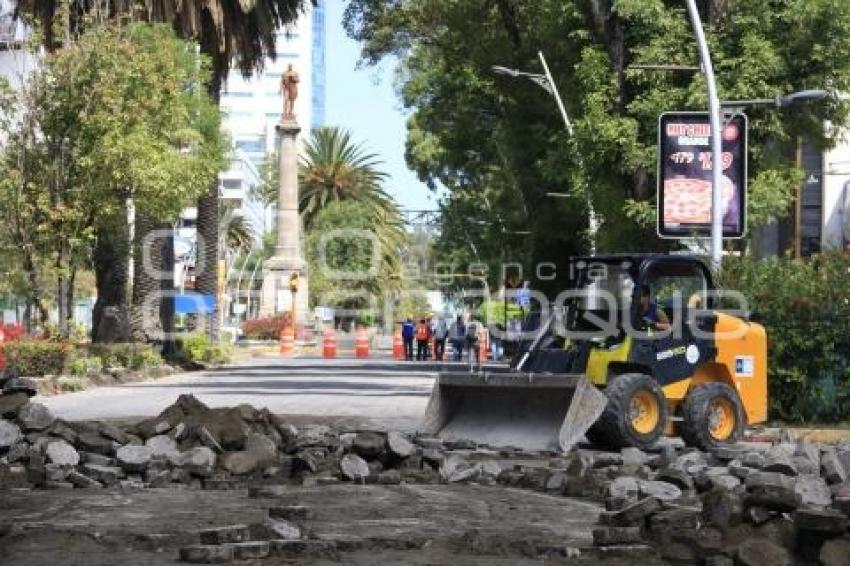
3 391 850 565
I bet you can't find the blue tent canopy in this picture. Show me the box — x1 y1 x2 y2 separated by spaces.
174 293 215 315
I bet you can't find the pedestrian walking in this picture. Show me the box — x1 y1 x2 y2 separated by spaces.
415 319 431 361
466 315 482 369
433 316 448 361
449 315 465 361
402 319 415 361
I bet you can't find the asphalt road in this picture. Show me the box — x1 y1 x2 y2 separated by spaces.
38 356 455 431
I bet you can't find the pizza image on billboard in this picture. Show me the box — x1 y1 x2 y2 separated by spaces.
657 112 747 238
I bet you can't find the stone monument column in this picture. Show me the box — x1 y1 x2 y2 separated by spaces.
259 66 309 323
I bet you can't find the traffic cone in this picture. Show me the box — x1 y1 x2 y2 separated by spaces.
279 325 295 357
392 331 404 360
323 327 337 358
355 326 369 358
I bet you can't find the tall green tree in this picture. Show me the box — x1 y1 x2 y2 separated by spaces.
345 0 850 292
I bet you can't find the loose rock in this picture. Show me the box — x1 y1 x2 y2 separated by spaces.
196 426 223 453
262 518 301 540
736 537 792 566
610 497 661 526
762 448 798 477
819 538 850 566
181 447 216 477
794 474 832 507
339 453 370 482
386 431 414 459
76 432 114 456
608 476 640 500
116 445 153 473
221 451 261 476
45 440 80 467
16 402 54 431
145 435 180 462
0 392 28 418
0 419 22 449
80 464 122 486
822 451 848 485
66 470 102 488
656 468 694 491
639 480 682 502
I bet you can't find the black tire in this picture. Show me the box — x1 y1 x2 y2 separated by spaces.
585 373 668 450
681 382 744 450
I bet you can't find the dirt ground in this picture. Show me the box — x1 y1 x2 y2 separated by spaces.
0 483 661 565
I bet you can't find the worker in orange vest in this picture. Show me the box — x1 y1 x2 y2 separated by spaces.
415 319 430 361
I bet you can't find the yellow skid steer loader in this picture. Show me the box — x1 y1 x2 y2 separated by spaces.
422 255 767 452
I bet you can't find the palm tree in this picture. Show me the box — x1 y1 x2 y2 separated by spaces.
299 127 398 230
17 0 311 341
220 203 256 255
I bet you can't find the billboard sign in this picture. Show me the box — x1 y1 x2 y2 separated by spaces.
657 112 747 238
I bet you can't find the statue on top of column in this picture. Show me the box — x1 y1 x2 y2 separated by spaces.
280 63 299 120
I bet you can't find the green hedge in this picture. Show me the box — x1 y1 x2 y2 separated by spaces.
177 334 231 364
80 343 163 370
719 252 850 423
5 340 71 377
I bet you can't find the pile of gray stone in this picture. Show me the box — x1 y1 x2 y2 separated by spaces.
481 440 850 565
0 389 451 492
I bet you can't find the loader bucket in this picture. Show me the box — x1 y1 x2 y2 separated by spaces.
421 370 608 453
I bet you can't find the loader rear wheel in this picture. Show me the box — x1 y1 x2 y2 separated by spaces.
585 373 667 450
681 382 744 450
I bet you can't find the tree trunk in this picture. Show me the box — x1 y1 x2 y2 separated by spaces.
92 218 129 342
195 76 223 340
130 214 163 342
21 250 47 332
160 226 176 357
56 240 70 337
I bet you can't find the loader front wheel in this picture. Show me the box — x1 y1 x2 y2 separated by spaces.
681 382 744 450
586 373 667 450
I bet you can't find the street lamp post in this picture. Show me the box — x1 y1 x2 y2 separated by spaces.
492 52 598 253
685 0 724 272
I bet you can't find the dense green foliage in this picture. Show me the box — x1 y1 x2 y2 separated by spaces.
720 253 850 422
345 0 850 292
306 200 400 309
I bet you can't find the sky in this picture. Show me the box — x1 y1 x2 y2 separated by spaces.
323 0 439 212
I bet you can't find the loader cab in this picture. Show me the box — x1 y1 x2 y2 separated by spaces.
566 255 714 341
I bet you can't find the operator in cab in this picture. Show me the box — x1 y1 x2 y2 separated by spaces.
638 285 670 331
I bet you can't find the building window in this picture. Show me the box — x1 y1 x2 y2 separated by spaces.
235 139 265 153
